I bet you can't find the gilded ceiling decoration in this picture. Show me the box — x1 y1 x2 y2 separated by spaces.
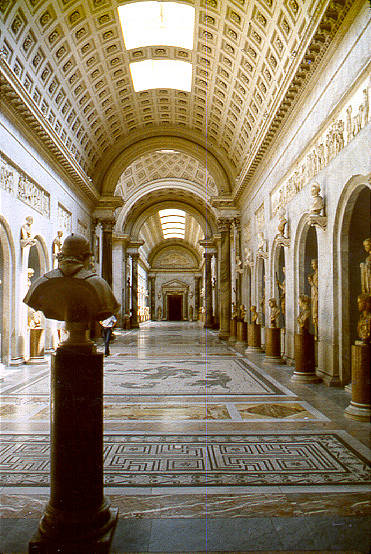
0 0 354 200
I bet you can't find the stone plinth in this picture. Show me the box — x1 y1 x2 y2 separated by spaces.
236 321 247 344
263 327 282 364
345 342 371 422
291 331 321 383
29 348 118 552
228 319 237 344
246 322 261 352
28 328 45 364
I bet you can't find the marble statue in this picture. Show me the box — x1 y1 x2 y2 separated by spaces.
268 298 280 328
257 231 267 252
52 230 63 269
357 293 371 343
235 255 243 273
309 183 324 215
20 216 36 248
297 294 311 333
23 233 120 324
360 237 371 295
28 310 42 329
27 268 35 289
308 259 318 339
239 304 246 320
276 268 286 316
250 305 258 323
277 208 287 237
244 247 253 266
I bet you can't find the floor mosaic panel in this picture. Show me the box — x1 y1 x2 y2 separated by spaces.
1 433 370 487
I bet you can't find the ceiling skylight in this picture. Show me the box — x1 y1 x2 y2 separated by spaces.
130 60 192 92
159 209 185 239
118 2 195 50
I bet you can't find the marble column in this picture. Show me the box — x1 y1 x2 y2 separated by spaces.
131 253 139 328
218 218 231 340
101 219 115 287
194 275 201 319
204 252 213 328
234 218 242 307
149 275 156 320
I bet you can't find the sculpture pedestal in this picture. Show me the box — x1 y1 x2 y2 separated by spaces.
228 319 237 344
236 321 247 344
29 347 118 553
345 341 371 422
28 328 45 364
291 331 321 383
263 327 282 364
246 322 261 353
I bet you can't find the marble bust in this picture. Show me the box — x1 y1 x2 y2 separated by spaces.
20 216 36 248
24 233 119 324
250 305 258 324
309 183 324 215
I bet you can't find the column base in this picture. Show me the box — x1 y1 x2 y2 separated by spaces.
291 371 322 383
29 507 118 554
27 356 47 365
292 331 321 383
245 346 262 353
344 401 371 422
263 355 283 365
218 332 229 341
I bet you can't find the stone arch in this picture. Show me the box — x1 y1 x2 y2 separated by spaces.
99 135 232 196
333 173 371 384
148 240 201 269
0 216 16 365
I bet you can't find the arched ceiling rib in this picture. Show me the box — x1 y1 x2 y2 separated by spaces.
0 0 352 198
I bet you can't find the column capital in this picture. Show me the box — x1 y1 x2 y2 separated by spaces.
217 217 233 233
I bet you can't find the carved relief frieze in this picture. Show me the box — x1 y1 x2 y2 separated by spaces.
271 78 370 217
58 203 72 234
0 151 50 217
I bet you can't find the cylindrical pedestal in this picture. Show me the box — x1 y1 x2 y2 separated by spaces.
228 319 237 344
236 321 247 344
291 331 321 383
29 348 118 552
246 322 261 352
345 341 371 421
263 327 282 364
28 328 45 364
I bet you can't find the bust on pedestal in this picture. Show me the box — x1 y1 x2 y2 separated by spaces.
24 234 119 553
246 305 261 353
291 294 321 383
264 298 282 364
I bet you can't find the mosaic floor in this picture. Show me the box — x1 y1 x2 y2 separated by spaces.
1 322 370 553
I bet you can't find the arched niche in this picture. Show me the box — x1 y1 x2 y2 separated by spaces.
333 175 371 384
297 223 318 337
0 216 16 365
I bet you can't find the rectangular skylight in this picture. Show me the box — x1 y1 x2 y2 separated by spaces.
118 2 195 50
160 209 185 239
130 60 192 92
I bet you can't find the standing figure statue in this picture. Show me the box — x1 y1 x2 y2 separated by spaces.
52 230 63 269
308 259 319 340
297 294 311 333
356 293 371 344
360 237 371 295
268 298 280 328
276 268 286 317
20 216 36 248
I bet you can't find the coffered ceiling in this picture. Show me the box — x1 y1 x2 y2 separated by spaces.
0 0 354 202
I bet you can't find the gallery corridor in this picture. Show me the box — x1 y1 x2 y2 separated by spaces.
1 322 370 553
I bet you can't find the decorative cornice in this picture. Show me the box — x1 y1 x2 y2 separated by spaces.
234 0 355 201
0 58 99 204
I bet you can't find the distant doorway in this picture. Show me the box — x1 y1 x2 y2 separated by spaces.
168 295 182 321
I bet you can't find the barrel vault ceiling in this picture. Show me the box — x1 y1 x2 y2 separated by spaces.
0 0 354 202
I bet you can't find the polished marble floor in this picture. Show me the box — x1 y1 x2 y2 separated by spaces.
0 322 370 553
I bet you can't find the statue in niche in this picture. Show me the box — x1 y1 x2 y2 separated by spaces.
309 183 324 215
277 208 287 237
308 259 319 340
20 216 36 248
297 294 311 333
157 305 162 320
360 237 371 295
257 231 267 253
268 298 280 328
362 88 369 127
28 310 42 329
276 267 286 316
24 233 120 325
27 268 35 289
356 293 371 344
244 247 253 266
52 230 63 269
239 304 246 321
235 255 243 273
346 105 353 143
250 305 258 324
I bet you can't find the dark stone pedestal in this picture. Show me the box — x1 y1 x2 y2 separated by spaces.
28 328 45 364
345 341 371 422
263 327 282 364
228 319 237 344
29 348 118 553
291 331 321 383
246 322 261 353
236 321 247 343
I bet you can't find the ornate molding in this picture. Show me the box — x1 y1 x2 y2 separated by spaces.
309 214 328 230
